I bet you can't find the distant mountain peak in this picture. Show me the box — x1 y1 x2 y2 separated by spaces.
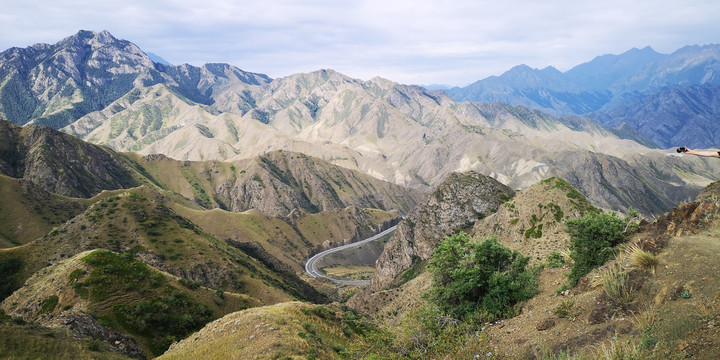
630 45 658 53
62 29 120 48
507 64 534 72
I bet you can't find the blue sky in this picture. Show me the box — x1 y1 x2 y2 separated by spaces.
1 0 718 86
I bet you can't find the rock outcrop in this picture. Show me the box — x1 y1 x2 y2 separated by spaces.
370 171 513 290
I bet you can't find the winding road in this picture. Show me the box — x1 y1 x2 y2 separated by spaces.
304 225 397 285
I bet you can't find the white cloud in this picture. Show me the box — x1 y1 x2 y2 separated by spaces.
1 0 718 85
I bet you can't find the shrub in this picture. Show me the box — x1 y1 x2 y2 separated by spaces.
80 250 150 301
114 291 213 356
345 304 494 359
40 295 59 314
546 251 565 268
426 232 538 320
87 338 102 351
213 289 224 305
566 212 628 285
553 298 577 320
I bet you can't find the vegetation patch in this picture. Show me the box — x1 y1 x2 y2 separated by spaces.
542 177 595 214
319 265 374 281
565 211 629 286
545 251 565 268
40 295 59 314
114 291 213 356
0 319 129 359
593 263 636 308
78 250 155 302
628 243 658 270
347 304 494 359
0 257 22 301
426 232 538 320
392 256 425 288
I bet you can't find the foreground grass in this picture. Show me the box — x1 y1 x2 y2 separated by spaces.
159 302 362 360
0 312 130 360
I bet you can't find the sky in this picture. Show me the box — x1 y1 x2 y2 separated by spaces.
1 0 719 86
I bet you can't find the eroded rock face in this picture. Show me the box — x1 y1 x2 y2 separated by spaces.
370 171 513 290
0 120 138 198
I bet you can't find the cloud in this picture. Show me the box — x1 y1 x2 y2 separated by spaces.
1 0 718 85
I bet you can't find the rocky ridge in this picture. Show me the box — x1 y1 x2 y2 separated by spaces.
132 150 424 218
370 171 513 290
0 120 139 198
0 30 270 129
472 177 595 265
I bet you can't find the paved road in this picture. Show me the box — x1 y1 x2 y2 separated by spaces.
304 225 397 285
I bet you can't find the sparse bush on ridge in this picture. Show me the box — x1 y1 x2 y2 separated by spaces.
113 291 213 356
566 211 629 286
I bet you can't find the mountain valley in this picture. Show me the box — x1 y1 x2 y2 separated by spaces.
2 30 720 359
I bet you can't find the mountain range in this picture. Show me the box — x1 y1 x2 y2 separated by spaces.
447 45 720 148
2 30 719 217
3 30 720 359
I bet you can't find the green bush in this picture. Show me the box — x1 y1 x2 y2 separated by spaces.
566 212 628 285
87 338 103 352
0 257 22 301
40 295 59 314
546 252 565 268
80 250 150 301
113 291 213 356
426 232 538 320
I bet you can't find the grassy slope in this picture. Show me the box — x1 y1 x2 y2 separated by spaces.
0 319 132 360
172 202 399 274
0 175 88 247
344 180 720 359
2 249 261 357
158 302 366 360
0 187 306 306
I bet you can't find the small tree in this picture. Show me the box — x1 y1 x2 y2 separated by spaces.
426 232 537 320
566 211 627 285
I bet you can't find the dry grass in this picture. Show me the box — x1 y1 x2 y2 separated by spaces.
592 263 635 307
0 321 132 360
694 297 720 320
631 307 657 334
558 247 573 264
158 302 354 360
627 244 657 270
596 339 651 360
